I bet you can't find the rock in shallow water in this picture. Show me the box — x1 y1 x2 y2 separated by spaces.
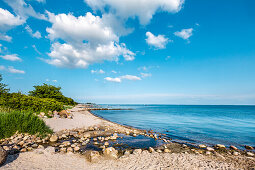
245 145 254 150
0 146 7 166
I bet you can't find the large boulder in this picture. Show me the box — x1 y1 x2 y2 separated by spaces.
86 151 101 163
103 147 118 159
58 110 68 118
0 146 7 166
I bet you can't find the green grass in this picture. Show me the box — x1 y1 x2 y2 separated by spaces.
0 111 53 139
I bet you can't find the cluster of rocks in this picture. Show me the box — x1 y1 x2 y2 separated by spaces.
195 143 255 157
1 125 254 166
38 109 73 119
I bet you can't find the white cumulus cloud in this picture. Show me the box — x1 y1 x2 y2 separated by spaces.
7 66 25 74
0 8 25 41
3 0 46 20
104 77 121 83
0 54 22 61
120 75 141 81
146 32 169 49
105 74 141 83
91 69 105 74
84 0 184 25
44 12 135 68
141 73 152 78
25 25 41 38
174 28 193 40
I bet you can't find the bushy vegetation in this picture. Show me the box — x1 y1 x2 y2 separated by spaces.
29 83 76 105
0 92 64 112
0 111 53 139
0 74 9 94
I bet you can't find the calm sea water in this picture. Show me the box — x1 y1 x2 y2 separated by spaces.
91 105 255 148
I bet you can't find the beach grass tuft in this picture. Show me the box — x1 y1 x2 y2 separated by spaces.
0 111 53 139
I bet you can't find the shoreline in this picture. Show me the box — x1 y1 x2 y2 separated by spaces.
88 105 255 151
1 105 255 169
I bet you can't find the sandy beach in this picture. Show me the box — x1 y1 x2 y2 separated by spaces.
1 105 255 170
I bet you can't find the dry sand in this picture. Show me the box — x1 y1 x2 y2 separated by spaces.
1 106 254 170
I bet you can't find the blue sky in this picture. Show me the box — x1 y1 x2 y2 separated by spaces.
0 0 255 104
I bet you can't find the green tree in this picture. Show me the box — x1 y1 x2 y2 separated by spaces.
28 83 76 105
0 74 9 94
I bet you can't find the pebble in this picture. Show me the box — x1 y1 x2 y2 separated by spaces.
133 149 142 155
87 151 101 163
103 147 118 159
199 144 207 148
104 142 109 146
233 151 239 156
245 145 254 150
20 148 27 152
206 147 214 152
60 148 66 153
67 147 73 152
38 145 44 149
247 152 254 157
49 135 58 142
230 145 238 150
74 147 80 152
148 147 155 153
156 149 162 153
216 144 226 149
164 148 171 153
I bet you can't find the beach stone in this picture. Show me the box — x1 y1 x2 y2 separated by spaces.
110 136 117 140
87 151 101 163
247 152 254 157
104 142 109 146
245 145 254 150
59 110 68 118
103 147 118 159
216 144 226 149
61 134 67 139
60 148 66 153
50 135 58 142
230 145 238 150
32 144 38 148
71 144 76 148
20 148 27 152
233 151 239 156
27 147 33 151
124 150 131 156
206 147 214 152
156 149 162 153
199 144 207 148
3 146 9 151
38 145 44 149
83 133 90 138
164 148 171 153
67 147 73 153
148 147 155 153
133 149 142 155
74 147 80 152
0 146 7 166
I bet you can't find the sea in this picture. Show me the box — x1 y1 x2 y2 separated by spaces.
91 105 255 148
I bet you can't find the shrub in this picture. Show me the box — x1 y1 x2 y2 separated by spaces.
0 92 64 113
0 74 9 94
29 83 76 105
0 111 53 139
